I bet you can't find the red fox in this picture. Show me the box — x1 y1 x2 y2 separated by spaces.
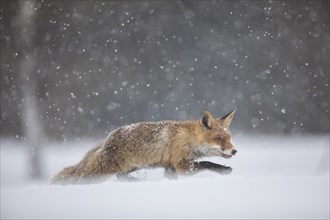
51 110 237 185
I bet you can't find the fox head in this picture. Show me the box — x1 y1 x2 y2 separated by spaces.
198 110 237 159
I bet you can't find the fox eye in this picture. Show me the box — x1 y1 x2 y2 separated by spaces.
215 136 222 141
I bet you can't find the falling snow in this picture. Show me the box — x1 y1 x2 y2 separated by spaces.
1 1 328 139
0 2 329 219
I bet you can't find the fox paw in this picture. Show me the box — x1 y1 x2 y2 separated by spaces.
217 165 232 175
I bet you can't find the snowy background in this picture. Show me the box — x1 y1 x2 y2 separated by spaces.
1 1 329 219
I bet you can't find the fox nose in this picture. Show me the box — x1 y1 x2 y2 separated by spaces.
231 149 237 155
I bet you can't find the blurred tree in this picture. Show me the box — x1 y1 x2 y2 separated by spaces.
1 1 329 140
17 1 43 179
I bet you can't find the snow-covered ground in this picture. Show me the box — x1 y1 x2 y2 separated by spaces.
1 134 329 219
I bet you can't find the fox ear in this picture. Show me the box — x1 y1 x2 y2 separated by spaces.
200 110 214 130
221 109 235 128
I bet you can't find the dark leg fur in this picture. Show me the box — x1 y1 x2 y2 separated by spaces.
172 159 233 176
192 161 233 175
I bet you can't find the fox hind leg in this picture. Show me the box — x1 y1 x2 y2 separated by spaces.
116 167 141 182
164 165 178 179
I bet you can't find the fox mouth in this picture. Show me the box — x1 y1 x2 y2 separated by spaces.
221 153 232 159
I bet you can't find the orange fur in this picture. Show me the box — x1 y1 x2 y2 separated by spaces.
51 110 237 185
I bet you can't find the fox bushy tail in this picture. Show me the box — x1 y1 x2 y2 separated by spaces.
51 165 80 185
51 143 105 185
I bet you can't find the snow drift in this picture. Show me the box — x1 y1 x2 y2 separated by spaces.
1 135 329 219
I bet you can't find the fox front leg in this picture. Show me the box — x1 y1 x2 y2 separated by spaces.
193 161 233 175
172 159 232 176
169 159 194 175
172 159 213 175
